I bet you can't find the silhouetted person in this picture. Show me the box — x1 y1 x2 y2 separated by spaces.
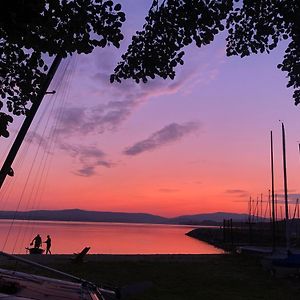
31 234 42 249
44 235 52 255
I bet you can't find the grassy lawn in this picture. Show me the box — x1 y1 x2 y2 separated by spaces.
1 254 300 299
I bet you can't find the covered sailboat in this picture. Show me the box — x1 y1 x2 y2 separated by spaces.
0 268 104 300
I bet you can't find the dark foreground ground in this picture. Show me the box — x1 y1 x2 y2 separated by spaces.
1 254 300 300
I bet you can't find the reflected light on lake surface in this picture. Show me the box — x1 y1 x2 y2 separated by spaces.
0 220 223 254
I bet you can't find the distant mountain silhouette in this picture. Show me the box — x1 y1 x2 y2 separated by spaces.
0 209 168 224
169 212 250 224
0 209 254 225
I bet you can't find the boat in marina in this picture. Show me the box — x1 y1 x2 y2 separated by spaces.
260 124 300 277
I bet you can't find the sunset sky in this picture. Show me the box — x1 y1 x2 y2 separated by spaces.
1 0 300 217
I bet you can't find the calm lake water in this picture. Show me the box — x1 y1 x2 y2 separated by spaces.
0 219 223 254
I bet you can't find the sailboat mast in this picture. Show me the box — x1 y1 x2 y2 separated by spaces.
0 55 62 189
270 131 276 251
281 122 290 251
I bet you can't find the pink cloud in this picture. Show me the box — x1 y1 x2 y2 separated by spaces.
123 122 200 156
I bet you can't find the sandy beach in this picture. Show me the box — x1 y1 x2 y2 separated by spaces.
1 254 300 299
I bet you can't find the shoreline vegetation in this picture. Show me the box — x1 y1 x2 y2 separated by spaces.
1 254 300 299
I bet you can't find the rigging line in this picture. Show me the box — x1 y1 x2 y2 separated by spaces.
19 57 75 254
18 59 70 216
0 74 55 191
2 57 63 180
44 56 76 160
0 128 40 228
16 96 54 168
0 87 56 214
292 199 299 219
0 183 17 224
1 66 66 253
27 56 75 220
31 55 77 207
0 121 23 165
263 198 269 219
0 157 32 237
16 59 73 253
12 59 72 254
0 140 31 215
13 112 58 253
0 55 62 191
0 128 28 209
13 55 74 253
24 57 72 215
3 60 68 254
9 102 61 252
252 199 258 222
3 144 44 253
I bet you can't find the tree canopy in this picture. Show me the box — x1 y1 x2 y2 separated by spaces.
0 0 125 137
112 0 300 106
1 0 300 137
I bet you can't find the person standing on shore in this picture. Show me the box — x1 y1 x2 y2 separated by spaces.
44 235 52 254
30 234 42 249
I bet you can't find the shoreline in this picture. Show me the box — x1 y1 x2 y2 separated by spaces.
0 253 226 265
1 253 299 299
186 227 229 251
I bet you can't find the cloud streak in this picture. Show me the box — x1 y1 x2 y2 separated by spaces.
226 189 249 198
25 132 50 151
56 73 196 139
59 143 114 177
123 122 200 156
275 193 300 204
56 45 220 140
158 188 180 193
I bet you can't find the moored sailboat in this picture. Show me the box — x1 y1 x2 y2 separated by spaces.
262 123 300 276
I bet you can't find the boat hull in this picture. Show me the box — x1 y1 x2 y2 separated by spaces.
25 247 44 255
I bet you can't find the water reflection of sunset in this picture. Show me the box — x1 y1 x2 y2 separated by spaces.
0 220 223 255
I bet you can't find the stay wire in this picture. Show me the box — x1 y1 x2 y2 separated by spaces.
3 58 71 253
11 58 72 253
32 56 76 209
0 82 56 214
0 101 54 251
22 56 76 253
15 58 74 253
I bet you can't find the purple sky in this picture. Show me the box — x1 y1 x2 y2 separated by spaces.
1 1 300 217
